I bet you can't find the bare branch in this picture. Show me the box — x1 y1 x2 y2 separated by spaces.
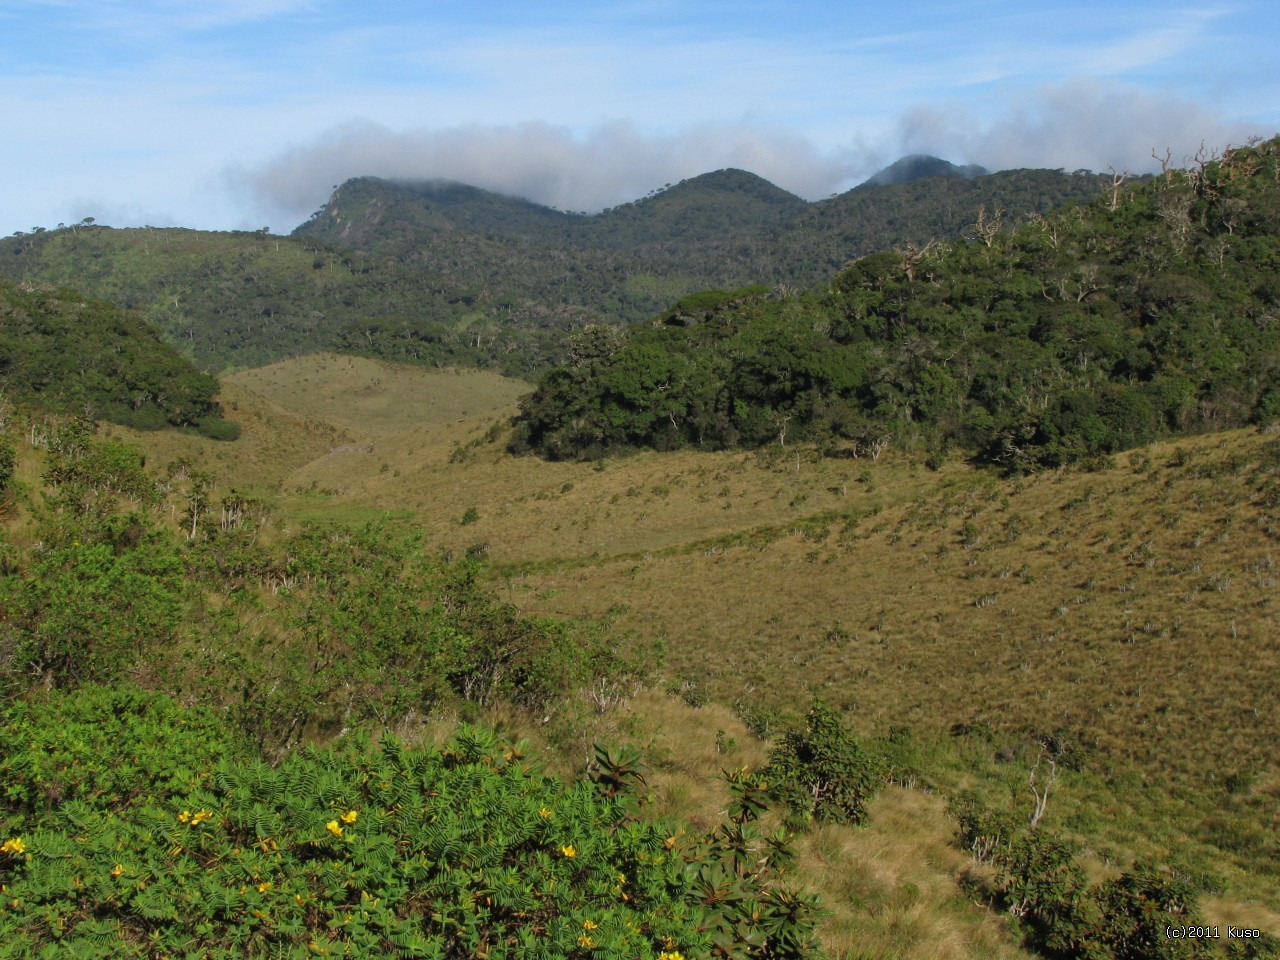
1028 750 1059 829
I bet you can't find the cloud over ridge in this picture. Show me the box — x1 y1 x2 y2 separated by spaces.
232 80 1269 230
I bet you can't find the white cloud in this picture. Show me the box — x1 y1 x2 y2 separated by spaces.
227 78 1268 232
229 119 872 227
897 78 1267 175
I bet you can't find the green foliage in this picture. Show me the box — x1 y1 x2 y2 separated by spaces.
764 699 884 827
0 279 226 430
0 437 14 493
955 797 1218 960
1 167 1112 378
589 743 648 801
517 137 1280 470
0 686 818 959
0 428 654 752
42 419 155 504
0 512 183 687
0 684 249 827
684 767 823 959
194 413 242 441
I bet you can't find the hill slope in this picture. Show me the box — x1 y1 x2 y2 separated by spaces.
514 137 1280 467
1 162 1111 378
0 277 233 434
116 351 1280 941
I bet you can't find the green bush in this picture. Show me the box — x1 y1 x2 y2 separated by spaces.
0 686 819 959
764 698 884 826
195 415 242 441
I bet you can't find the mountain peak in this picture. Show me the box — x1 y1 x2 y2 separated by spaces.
856 155 988 191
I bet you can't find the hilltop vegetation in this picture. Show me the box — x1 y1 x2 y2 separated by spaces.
0 163 1111 378
514 138 1280 468
0 278 235 437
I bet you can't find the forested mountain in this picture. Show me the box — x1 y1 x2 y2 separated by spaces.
513 137 1280 469
0 161 1112 377
0 278 235 436
853 154 988 190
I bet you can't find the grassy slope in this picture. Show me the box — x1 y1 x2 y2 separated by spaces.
121 354 1280 950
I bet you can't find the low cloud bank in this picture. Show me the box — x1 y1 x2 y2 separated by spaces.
230 81 1271 230
898 78 1264 175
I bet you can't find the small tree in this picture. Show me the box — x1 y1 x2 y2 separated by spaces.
765 698 883 826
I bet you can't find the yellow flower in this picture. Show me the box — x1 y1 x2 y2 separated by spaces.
339 809 358 825
177 811 191 824
657 952 685 960
0 838 25 856
110 864 124 878
190 810 213 826
257 881 272 893
325 820 344 838
582 919 598 930
559 844 576 858
577 935 595 948
538 807 552 819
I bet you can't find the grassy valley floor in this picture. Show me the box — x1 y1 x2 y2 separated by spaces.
116 353 1280 952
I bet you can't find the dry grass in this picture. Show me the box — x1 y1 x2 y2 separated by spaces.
514 430 1280 786
225 354 530 439
794 789 1037 960
117 354 1280 941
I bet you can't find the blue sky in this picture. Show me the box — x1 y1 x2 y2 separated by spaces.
2 0 1276 235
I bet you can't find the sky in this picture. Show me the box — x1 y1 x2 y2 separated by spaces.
2 0 1277 236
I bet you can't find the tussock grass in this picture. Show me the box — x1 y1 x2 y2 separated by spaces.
794 788 1036 959
118 355 1280 944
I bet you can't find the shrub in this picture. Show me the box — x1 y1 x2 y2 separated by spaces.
0 688 818 960
764 698 884 826
195 415 242 441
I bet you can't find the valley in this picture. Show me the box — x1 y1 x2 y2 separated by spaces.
3 143 1279 958
108 352 1280 953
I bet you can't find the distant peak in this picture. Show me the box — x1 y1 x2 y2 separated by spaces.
856 155 988 191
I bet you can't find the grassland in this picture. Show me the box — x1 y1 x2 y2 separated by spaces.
119 353 1280 953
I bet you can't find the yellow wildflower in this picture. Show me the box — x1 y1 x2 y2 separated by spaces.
0 838 25 856
110 864 124 878
190 810 213 826
177 811 191 824
339 809 359 825
658 952 685 960
560 844 576 858
582 919 598 930
663 835 677 849
325 820 344 838
538 807 552 819
577 935 595 948
257 881 272 893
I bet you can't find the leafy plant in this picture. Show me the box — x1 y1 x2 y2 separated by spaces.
764 698 884 827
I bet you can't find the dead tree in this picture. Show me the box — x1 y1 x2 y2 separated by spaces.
1028 750 1059 829
967 206 1004 247
1107 166 1130 211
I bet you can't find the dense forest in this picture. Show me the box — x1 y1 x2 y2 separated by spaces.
0 163 1111 378
513 138 1280 469
0 279 236 437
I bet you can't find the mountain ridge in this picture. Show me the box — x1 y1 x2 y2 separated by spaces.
2 158 1114 376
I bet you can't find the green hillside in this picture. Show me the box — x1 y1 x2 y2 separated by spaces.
1 162 1112 379
2 142 1278 958
514 137 1280 468
0 278 234 436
